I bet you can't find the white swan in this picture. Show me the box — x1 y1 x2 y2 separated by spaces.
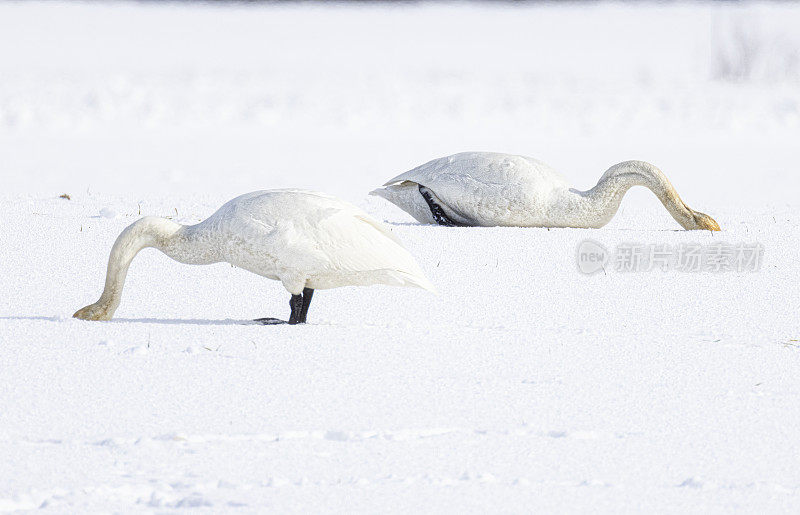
73 190 436 324
371 152 720 231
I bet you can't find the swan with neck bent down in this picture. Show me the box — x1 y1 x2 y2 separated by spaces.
73 190 436 325
370 152 720 230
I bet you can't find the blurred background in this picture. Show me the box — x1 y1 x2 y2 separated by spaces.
1 1 799 208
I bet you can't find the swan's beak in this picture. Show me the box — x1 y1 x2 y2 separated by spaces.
693 211 721 231
73 303 113 321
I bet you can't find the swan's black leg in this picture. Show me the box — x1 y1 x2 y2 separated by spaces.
418 184 466 227
287 293 304 325
298 288 314 323
253 291 307 325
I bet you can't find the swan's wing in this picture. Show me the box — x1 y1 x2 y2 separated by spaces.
382 153 488 187
211 190 331 275
381 152 568 226
303 203 435 291
234 191 435 292
383 152 561 187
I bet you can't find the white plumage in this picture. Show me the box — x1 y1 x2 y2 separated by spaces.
74 190 435 324
371 152 720 231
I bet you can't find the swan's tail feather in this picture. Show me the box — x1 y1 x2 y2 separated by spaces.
369 183 436 225
368 187 387 198
394 270 438 295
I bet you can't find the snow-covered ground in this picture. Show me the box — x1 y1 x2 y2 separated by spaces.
1 1 799 512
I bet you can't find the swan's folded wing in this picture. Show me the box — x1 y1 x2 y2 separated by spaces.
381 152 573 226
309 209 436 292
383 153 529 201
385 152 565 190
382 154 455 186
383 154 522 225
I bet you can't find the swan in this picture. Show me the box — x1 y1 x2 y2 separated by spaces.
370 152 720 231
73 190 436 325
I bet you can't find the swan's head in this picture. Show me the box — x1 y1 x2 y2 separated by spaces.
73 302 114 321
688 210 721 231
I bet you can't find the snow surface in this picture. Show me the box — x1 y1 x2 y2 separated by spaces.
1 1 800 512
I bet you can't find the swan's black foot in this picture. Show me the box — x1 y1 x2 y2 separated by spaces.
253 317 287 325
418 184 467 227
255 288 315 326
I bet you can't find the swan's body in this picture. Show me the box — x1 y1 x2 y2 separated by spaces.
74 190 435 324
371 152 720 230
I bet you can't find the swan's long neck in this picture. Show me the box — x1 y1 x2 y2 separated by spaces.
569 160 702 230
76 216 216 320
